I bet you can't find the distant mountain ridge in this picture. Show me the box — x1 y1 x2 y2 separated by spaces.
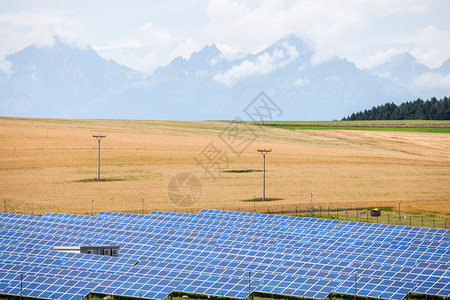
0 37 144 118
0 35 449 120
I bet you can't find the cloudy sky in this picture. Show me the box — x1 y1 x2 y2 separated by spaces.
1 0 449 74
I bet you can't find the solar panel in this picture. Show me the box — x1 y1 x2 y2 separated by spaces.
0 210 448 300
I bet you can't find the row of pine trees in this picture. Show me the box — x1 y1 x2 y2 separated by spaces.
343 97 450 120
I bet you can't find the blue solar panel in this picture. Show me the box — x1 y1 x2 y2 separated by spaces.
0 210 448 300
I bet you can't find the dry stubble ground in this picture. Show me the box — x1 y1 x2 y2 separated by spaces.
0 117 449 217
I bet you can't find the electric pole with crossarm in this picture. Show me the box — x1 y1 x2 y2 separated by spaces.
92 135 106 181
257 149 271 202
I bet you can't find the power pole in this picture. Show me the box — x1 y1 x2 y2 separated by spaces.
257 149 271 202
92 135 106 181
248 271 251 297
20 274 23 300
398 201 401 225
310 192 313 217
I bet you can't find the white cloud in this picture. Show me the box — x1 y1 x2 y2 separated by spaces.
0 0 448 74
214 42 298 86
0 9 90 47
294 77 310 87
0 9 68 26
203 0 290 55
202 0 449 68
0 8 90 73
215 43 249 61
414 72 450 89
94 22 203 73
361 48 404 69
408 26 450 69
0 59 12 75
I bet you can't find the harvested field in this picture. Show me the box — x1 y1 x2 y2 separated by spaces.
0 117 449 216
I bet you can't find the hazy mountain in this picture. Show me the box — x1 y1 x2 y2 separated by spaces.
97 34 412 120
0 37 144 118
0 35 446 120
370 53 430 79
437 58 450 75
368 53 450 101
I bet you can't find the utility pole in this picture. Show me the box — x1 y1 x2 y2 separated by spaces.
398 201 401 225
20 274 23 300
91 199 94 216
253 195 256 213
310 192 313 217
257 149 271 202
92 135 106 181
248 271 251 298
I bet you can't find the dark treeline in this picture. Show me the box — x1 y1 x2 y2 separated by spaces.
343 97 450 120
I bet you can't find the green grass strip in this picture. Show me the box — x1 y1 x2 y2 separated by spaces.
260 124 450 133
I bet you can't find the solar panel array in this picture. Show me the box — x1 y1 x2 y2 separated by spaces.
0 209 449 300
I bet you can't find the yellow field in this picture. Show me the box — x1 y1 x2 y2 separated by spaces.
0 117 449 216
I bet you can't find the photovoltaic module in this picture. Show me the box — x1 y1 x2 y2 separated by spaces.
0 210 448 300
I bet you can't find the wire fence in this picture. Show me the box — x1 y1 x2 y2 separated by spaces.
7 204 447 230
262 207 447 230
172 206 449 230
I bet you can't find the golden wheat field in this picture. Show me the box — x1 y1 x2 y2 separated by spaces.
0 117 449 216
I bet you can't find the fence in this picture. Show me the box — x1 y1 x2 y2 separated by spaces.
172 206 448 230
261 206 448 230
10 205 447 230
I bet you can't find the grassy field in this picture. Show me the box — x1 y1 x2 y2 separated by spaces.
0 117 449 217
252 120 450 133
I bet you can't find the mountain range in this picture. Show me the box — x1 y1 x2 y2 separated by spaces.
1 35 449 120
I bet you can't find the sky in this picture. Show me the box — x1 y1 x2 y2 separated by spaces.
0 0 450 74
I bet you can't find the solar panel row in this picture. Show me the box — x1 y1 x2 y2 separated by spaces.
0 209 448 300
